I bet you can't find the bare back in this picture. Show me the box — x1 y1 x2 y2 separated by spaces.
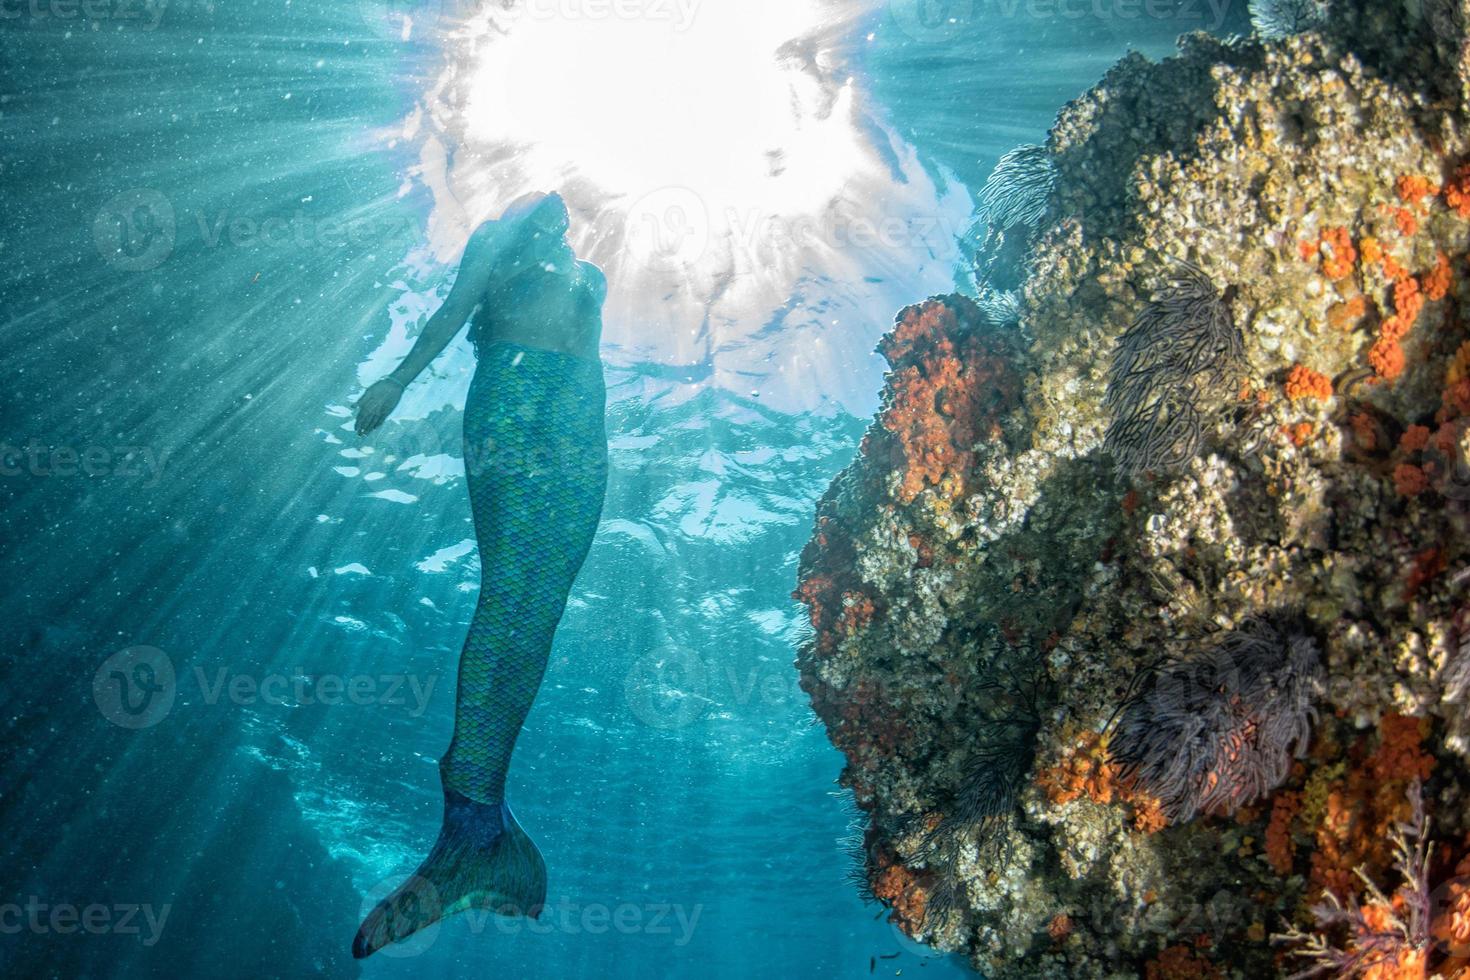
471 249 606 363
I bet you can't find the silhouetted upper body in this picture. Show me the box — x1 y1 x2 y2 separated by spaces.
355 193 605 436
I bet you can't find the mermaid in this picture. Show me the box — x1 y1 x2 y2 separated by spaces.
350 192 608 958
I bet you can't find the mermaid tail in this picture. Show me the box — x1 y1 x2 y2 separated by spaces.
352 786 546 959
354 341 606 958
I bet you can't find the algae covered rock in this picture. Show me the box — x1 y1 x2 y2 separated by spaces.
796 4 1470 975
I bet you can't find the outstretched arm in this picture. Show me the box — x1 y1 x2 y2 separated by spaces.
355 223 504 436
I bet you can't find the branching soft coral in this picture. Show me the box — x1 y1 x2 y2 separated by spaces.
1281 781 1440 980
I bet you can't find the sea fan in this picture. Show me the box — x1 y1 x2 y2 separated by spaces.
1104 260 1244 475
977 145 1056 231
1111 619 1324 824
1250 0 1329 39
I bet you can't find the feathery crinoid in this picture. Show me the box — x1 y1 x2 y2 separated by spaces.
1277 781 1434 978
916 693 1040 933
1104 259 1244 475
968 145 1055 311
977 144 1056 232
1111 618 1323 824
920 667 1043 874
1250 0 1329 40
836 791 879 905
976 287 1023 329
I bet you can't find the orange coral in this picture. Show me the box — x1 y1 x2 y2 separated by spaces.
1381 276 1423 343
1425 252 1454 302
1285 421 1317 447
1351 412 1380 452
1400 425 1431 454
1310 715 1436 901
1048 913 1074 942
1289 784 1470 980
1132 794 1168 834
1286 364 1334 401
1382 253 1410 282
871 850 927 934
1145 943 1222 980
1392 207 1419 238
1397 174 1440 206
1038 731 1119 807
1445 163 1470 220
1266 790 1303 875
793 513 872 657
1321 227 1358 280
1039 732 1169 833
874 297 1019 504
1433 848 1470 961
1370 716 1436 785
1370 337 1407 381
1394 463 1429 497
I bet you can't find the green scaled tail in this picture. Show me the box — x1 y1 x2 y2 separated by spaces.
442 340 608 802
354 341 605 959
352 786 546 960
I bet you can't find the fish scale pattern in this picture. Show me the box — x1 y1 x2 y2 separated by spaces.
441 340 607 804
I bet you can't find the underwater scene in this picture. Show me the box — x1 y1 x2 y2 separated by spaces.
5 0 1470 976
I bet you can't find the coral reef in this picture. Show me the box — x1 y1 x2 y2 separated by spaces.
795 3 1470 975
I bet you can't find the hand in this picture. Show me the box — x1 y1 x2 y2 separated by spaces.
355 379 404 437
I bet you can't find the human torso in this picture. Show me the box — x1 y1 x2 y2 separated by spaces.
471 250 606 363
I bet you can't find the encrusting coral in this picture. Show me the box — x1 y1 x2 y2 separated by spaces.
794 1 1470 975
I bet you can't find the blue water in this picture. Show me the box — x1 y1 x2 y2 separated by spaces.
0 2 1246 977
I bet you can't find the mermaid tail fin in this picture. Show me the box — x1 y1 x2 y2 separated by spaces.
352 789 546 960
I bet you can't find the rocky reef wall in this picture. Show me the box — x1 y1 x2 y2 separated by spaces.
796 3 1470 976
